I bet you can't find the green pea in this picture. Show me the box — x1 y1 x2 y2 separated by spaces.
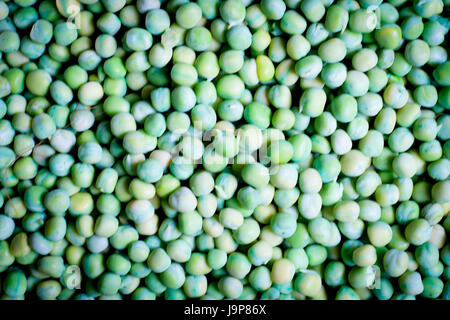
324 261 346 288
375 24 402 50
3 270 27 297
294 270 322 297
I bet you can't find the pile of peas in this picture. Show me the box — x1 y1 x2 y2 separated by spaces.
0 0 449 300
